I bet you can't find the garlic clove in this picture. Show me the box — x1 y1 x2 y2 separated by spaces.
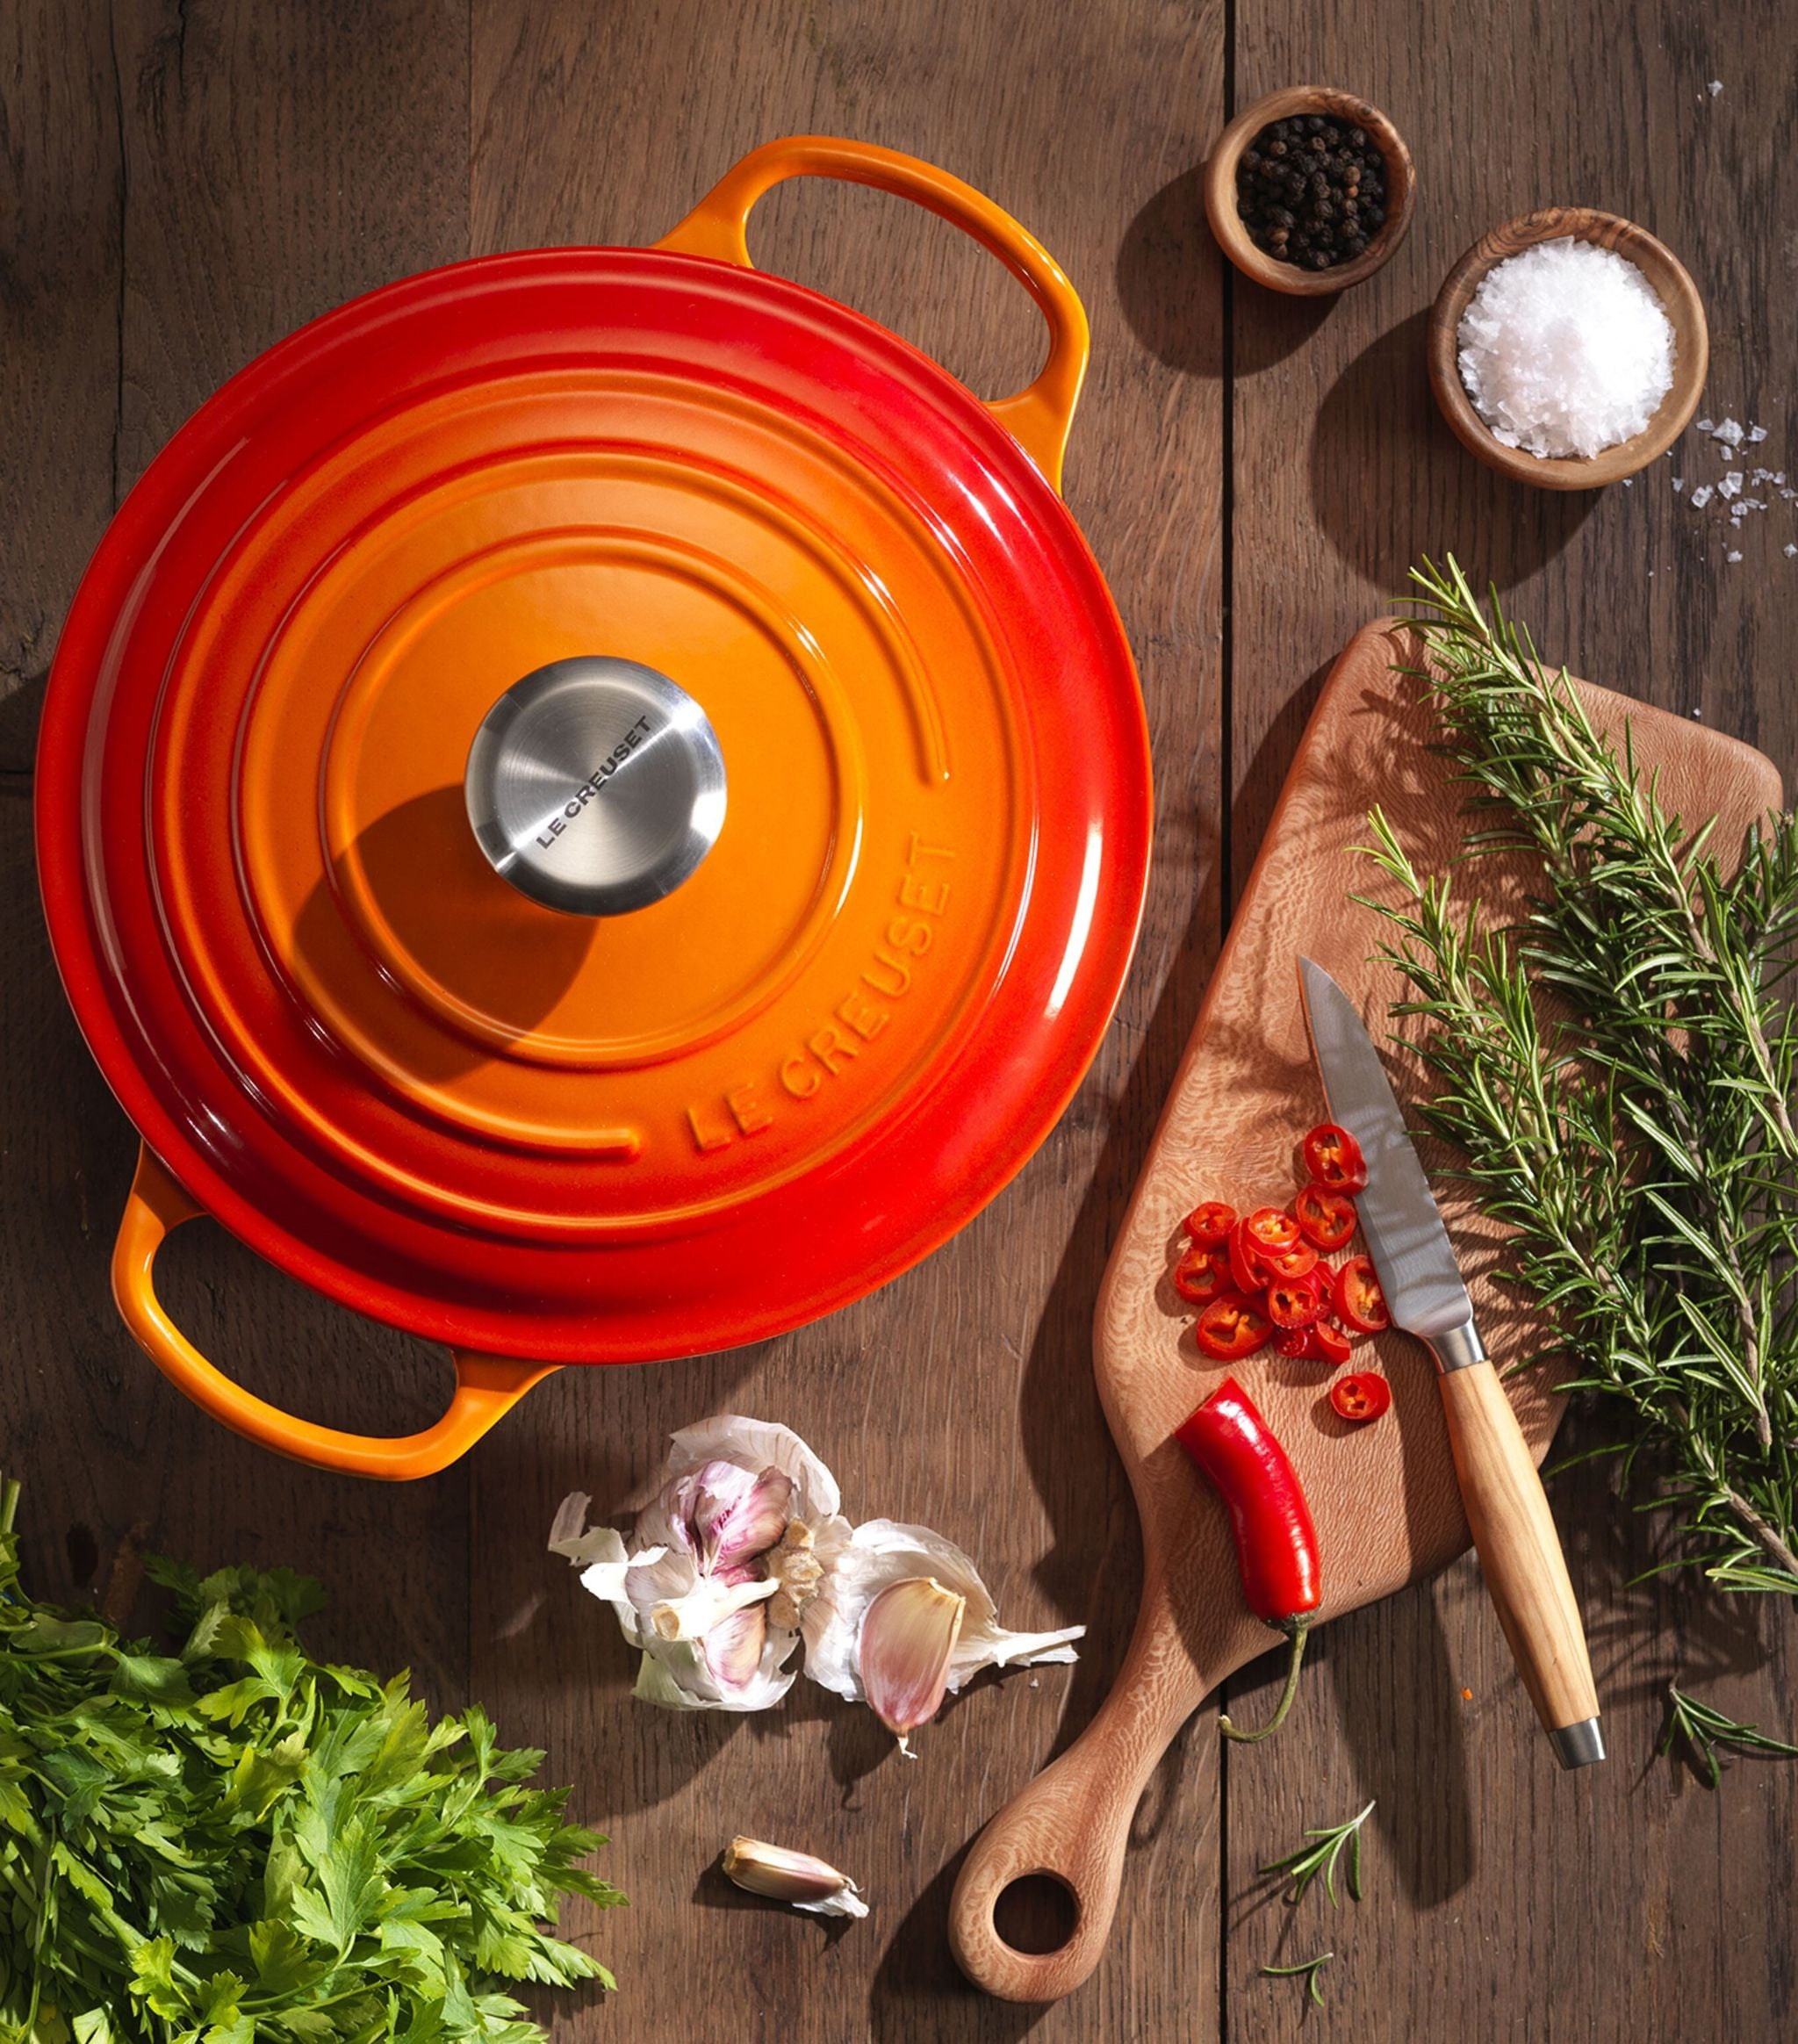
802 1519 1084 1731
666 1415 845 1525
701 1601 771 1692
722 1836 868 1919
858 1575 966 1751
694 1461 795 1573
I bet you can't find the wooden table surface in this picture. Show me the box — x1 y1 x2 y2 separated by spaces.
5 4 1795 2038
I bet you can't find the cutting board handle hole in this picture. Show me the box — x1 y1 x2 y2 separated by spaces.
989 1871 1079 1956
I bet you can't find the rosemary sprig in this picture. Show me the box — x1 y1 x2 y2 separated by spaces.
1658 1681 1798 1786
1259 1799 1375 1905
1262 1951 1334 2007
1360 558 1798 1595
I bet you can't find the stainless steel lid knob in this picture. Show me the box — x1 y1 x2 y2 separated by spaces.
464 656 727 916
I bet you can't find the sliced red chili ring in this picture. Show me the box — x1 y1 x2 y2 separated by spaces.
1306 1320 1353 1367
1183 1200 1238 1247
1277 1316 1353 1365
1266 1273 1323 1329
1303 1122 1368 1193
1195 1292 1274 1361
1244 1206 1301 1253
1330 1371 1392 1422
1263 1237 1318 1281
1334 1254 1391 1334
1292 1181 1356 1252
1228 1220 1274 1295
1173 1245 1233 1306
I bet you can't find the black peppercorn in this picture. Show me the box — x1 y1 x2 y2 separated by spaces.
1232 112 1391 270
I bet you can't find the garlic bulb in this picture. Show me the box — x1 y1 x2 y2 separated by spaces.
550 1416 850 1711
802 1519 1085 1753
721 1836 867 1919
552 1419 1083 1743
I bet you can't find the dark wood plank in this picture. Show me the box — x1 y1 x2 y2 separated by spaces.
1224 4 1798 2040
0 0 474 1699
0 2 120 742
468 3 1226 2035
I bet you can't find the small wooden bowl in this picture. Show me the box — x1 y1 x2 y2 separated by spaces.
1428 207 1708 490
1203 86 1414 296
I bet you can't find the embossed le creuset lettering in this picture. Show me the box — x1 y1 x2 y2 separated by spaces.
684 832 954 1155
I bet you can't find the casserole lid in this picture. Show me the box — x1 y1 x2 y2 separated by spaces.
38 139 1152 1362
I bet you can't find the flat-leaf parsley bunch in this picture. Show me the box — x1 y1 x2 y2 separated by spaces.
0 1477 622 2042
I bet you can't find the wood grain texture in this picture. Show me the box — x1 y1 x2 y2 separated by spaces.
1226 4 1798 2040
948 621 1780 2001
465 8 1226 2041
3 1 1796 2039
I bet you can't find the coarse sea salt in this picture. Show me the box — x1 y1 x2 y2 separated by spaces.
1456 238 1676 460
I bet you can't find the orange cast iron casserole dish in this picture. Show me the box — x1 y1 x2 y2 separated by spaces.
34 138 1152 1479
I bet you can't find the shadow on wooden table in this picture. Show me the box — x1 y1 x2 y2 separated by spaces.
1115 165 1333 377
1308 309 1598 594
868 1841 1054 2044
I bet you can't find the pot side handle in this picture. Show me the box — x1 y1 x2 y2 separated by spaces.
111 1144 557 1480
654 134 1090 493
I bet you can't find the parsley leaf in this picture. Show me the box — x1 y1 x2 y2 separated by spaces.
0 1477 622 2039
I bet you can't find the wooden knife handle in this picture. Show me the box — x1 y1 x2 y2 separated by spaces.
949 1607 1203 2001
1436 1358 1603 1762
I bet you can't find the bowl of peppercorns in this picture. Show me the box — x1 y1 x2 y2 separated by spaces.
1204 86 1414 295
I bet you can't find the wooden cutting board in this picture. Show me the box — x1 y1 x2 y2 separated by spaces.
948 619 1786 2002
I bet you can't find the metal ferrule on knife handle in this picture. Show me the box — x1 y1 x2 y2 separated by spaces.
1298 959 1606 1770
1428 1317 1486 1375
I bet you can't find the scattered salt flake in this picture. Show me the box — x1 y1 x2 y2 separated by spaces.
1708 79 1723 96
1787 543 1798 558
1748 424 1768 443
1714 417 1744 445
1696 416 1715 432
1672 477 1685 491
1727 550 1744 562
1622 477 1633 487
1720 471 1744 498
1689 484 1715 507
1456 238 1676 459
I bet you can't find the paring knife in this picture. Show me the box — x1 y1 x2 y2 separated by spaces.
1298 958 1604 1768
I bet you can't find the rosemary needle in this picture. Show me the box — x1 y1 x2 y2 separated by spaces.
1259 1800 1375 1906
1658 1681 1798 1787
1262 1951 1334 2007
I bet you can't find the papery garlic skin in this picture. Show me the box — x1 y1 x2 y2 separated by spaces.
802 1520 1085 1747
722 1836 868 1920
550 1416 851 1713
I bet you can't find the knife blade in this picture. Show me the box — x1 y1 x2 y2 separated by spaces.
1298 957 1480 1354
1298 956 1605 1768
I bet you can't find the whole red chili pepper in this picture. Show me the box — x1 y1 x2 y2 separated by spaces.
1175 1376 1321 1742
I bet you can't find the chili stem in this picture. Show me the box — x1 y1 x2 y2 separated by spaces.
1220 1621 1310 1742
